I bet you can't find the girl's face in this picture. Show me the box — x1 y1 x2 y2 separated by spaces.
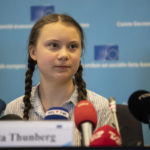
30 22 82 83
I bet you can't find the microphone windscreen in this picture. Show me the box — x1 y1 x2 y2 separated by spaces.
44 107 69 120
0 114 22 120
90 125 122 147
0 99 6 114
128 90 150 123
74 100 97 131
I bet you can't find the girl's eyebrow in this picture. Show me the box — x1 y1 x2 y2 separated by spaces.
45 39 60 42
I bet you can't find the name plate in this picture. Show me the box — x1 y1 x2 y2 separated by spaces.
0 121 74 147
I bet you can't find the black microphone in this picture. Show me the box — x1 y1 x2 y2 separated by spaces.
128 90 150 128
0 114 22 120
0 99 6 115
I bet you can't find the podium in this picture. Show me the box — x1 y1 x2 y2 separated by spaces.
0 120 74 147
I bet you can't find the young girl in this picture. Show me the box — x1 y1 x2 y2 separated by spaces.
4 13 114 146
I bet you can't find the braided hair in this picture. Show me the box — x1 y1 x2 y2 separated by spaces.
23 13 87 120
23 56 36 120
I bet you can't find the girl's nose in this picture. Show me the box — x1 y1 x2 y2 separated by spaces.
57 48 69 61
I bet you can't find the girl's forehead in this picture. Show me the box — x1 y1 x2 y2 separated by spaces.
40 22 80 34
35 22 82 46
38 22 81 39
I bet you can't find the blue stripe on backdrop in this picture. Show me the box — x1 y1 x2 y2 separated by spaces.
0 0 150 146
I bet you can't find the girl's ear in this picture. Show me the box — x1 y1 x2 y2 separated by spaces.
29 46 37 61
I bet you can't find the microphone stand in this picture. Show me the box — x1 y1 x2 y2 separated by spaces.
109 97 120 134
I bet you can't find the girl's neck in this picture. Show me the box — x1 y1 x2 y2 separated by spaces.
38 79 75 112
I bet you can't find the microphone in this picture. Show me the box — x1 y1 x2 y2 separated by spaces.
0 99 6 115
44 107 70 120
109 97 120 134
74 100 97 146
0 114 22 120
128 90 150 127
90 125 122 147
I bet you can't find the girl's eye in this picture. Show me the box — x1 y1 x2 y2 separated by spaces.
48 43 59 49
69 43 79 50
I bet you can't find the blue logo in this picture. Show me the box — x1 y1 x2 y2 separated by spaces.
31 6 55 21
94 45 119 60
56 125 62 128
